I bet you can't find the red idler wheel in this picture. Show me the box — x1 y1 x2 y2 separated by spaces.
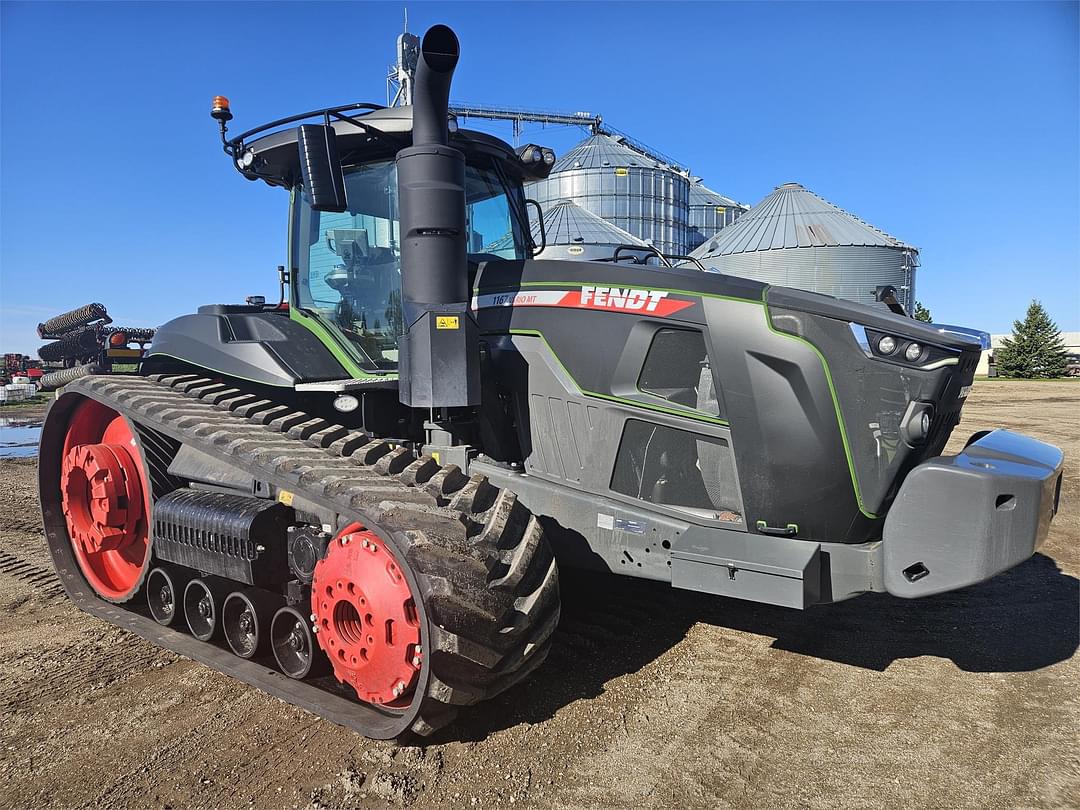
311 523 422 706
59 398 151 602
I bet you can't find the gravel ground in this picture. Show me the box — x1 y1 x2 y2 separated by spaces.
0 380 1076 809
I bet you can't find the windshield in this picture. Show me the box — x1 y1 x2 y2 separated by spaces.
293 158 527 370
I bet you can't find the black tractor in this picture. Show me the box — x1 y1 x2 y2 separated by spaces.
39 25 1064 740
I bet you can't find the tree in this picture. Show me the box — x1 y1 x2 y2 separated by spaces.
913 301 932 322
994 299 1068 379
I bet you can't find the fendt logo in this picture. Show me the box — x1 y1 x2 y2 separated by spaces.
572 286 694 316
470 286 695 317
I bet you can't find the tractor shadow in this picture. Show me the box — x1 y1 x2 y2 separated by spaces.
438 552 1078 743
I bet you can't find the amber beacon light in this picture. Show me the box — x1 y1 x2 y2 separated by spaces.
211 95 232 122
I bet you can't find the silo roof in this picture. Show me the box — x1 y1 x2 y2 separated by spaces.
690 182 916 259
482 199 646 254
688 180 746 210
538 199 647 246
550 133 667 172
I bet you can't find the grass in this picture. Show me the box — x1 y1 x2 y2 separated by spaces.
0 394 50 411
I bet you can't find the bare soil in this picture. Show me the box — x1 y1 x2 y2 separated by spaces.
1 380 1076 809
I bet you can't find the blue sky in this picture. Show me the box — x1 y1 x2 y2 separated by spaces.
1 1 1077 354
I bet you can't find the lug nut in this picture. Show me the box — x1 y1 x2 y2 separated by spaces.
311 624 319 633
310 613 317 622
412 656 422 667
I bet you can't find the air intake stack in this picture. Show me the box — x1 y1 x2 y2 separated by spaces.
395 25 479 409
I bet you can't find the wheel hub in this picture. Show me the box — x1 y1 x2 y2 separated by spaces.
61 442 143 555
311 524 422 705
57 399 151 602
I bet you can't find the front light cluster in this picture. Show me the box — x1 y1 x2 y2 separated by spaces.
850 323 950 369
517 144 556 176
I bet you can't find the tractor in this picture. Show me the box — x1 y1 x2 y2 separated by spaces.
39 25 1064 740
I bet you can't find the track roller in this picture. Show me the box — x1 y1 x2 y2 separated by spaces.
222 589 279 659
146 566 190 626
271 605 327 679
183 577 230 641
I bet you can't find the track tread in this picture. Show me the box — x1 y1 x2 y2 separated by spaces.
48 373 560 739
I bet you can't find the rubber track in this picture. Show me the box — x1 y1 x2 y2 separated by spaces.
42 373 559 739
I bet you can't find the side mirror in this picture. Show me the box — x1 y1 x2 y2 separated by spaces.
297 124 347 213
526 199 546 258
874 284 907 317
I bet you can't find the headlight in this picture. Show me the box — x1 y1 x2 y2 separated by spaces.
333 394 359 413
905 342 923 362
240 149 256 169
878 335 897 354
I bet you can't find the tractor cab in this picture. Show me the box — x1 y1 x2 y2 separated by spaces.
216 101 553 376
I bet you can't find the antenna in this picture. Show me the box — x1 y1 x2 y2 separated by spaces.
387 9 420 106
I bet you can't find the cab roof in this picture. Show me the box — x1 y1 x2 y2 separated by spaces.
236 105 525 190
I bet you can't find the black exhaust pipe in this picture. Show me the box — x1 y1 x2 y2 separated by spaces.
396 24 479 409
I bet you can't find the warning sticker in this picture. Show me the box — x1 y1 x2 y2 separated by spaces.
436 315 460 330
597 513 614 530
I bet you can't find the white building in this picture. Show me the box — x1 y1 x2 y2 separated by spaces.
976 331 1080 376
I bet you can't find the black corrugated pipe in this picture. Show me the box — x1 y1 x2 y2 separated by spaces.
396 25 479 408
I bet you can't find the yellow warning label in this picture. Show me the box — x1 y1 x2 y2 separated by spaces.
431 451 441 465
614 167 629 176
277 490 294 506
715 206 726 213
436 315 460 330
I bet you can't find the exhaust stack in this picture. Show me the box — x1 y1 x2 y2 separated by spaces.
396 24 479 409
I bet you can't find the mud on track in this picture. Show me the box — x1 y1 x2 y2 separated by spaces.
0 380 1077 809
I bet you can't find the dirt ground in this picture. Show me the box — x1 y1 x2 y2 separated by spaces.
0 380 1077 810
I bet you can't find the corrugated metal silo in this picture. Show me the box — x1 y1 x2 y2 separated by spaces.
532 199 649 261
690 182 919 312
687 180 748 251
526 133 690 255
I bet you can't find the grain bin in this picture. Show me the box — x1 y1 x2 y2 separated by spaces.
687 180 748 251
690 182 919 312
526 133 690 255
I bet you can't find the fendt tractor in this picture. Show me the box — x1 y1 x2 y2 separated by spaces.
39 26 1064 740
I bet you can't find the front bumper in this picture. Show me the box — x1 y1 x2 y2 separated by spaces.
882 429 1064 598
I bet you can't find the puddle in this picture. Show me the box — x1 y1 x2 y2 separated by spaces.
0 417 42 458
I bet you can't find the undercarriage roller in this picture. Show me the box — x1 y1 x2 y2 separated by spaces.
222 589 280 659
146 565 191 626
183 576 231 641
271 605 328 679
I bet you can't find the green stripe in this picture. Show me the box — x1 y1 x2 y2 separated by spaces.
504 328 730 427
761 302 878 520
289 307 393 380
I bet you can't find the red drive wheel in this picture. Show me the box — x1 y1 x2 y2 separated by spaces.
59 398 151 602
312 524 422 706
